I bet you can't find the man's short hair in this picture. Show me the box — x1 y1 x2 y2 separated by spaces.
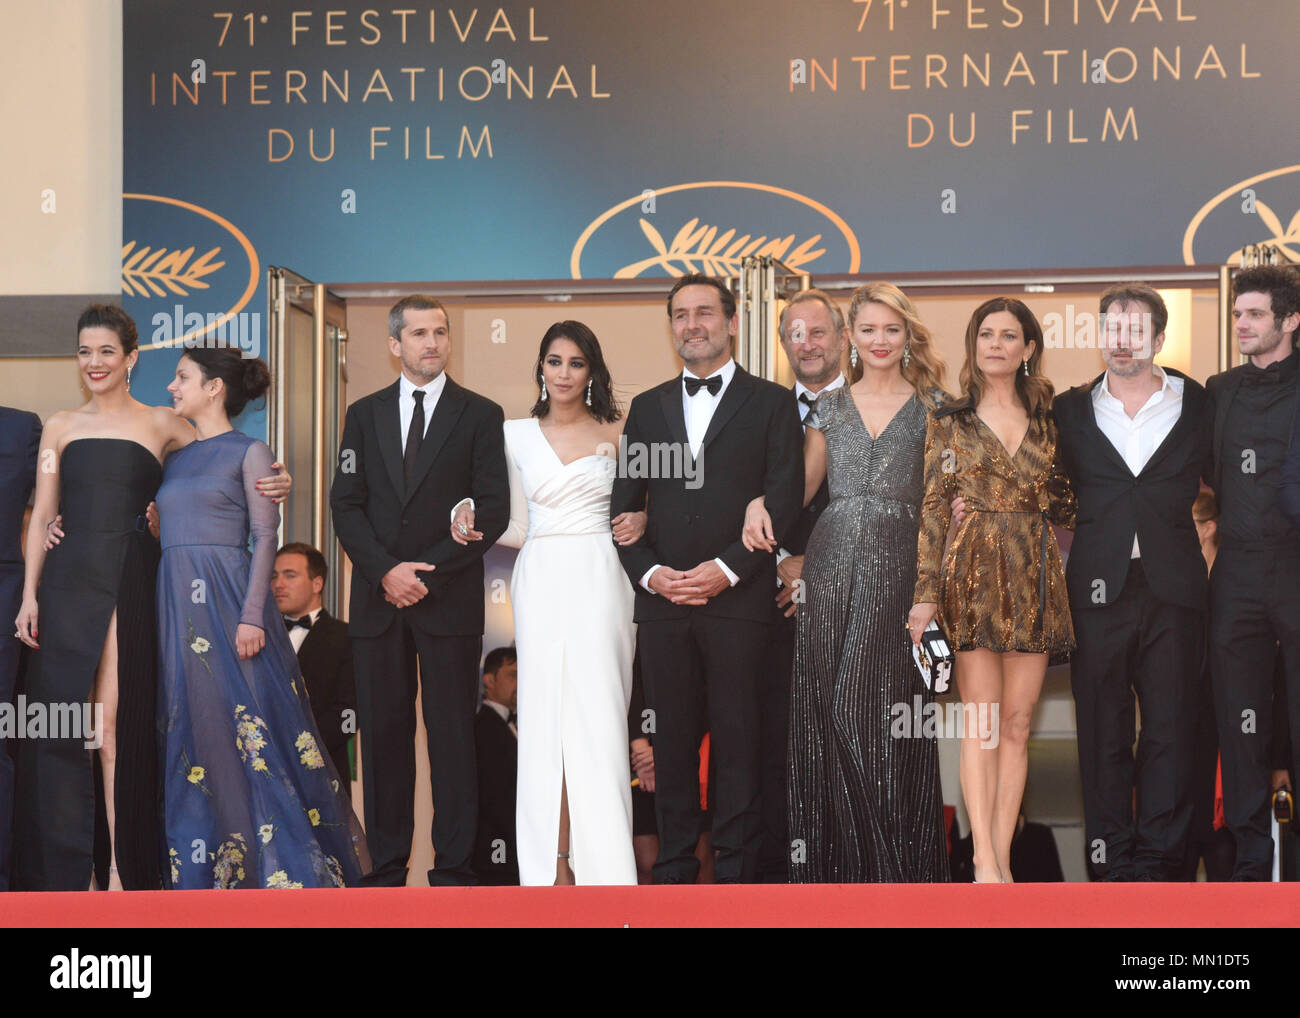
1098 282 1169 339
1233 265 1300 343
277 542 328 583
779 288 845 342
483 646 517 677
388 294 449 342
666 274 736 320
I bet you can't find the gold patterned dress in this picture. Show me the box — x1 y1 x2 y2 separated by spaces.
914 398 1076 656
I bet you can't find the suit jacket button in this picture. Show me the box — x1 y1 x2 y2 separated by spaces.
401 518 408 525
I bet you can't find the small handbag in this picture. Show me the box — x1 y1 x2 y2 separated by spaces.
912 619 954 694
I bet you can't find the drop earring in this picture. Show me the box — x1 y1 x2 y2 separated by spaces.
585 379 593 407
850 345 859 369
902 344 911 369
126 366 132 389
1022 359 1030 376
540 378 548 401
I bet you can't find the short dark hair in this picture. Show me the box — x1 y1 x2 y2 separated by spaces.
76 304 139 355
277 542 327 582
531 320 622 424
1099 282 1169 339
483 646 517 677
389 295 448 341
666 274 736 320
1233 265 1300 344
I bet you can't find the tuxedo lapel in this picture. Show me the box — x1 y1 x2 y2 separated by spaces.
375 381 405 498
297 609 330 661
658 381 690 450
701 367 755 454
1212 370 1244 490
1140 370 1199 477
404 376 467 505
1077 375 1136 478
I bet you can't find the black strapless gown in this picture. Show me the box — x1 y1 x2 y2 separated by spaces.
13 439 164 890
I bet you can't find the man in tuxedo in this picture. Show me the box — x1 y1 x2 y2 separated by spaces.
272 542 356 796
611 273 804 883
330 295 509 886
473 646 518 885
756 288 846 883
0 406 40 891
1052 283 1212 881
1205 265 1300 880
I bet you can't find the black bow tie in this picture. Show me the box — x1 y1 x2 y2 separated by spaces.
284 615 314 631
684 374 723 397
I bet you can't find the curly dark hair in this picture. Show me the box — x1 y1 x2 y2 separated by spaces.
530 321 621 424
1233 265 1300 345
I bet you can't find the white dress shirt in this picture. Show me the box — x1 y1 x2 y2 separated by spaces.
1091 365 1184 558
283 606 322 654
399 371 446 453
640 359 740 595
777 373 847 567
794 372 846 426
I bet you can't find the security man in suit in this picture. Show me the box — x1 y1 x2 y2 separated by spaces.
272 542 357 797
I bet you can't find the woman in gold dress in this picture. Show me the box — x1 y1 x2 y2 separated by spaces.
908 297 1075 884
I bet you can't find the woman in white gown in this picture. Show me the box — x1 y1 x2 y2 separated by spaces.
452 321 643 885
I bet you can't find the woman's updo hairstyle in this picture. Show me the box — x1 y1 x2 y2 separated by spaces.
182 343 271 419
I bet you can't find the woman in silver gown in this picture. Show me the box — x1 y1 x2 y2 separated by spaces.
745 282 951 882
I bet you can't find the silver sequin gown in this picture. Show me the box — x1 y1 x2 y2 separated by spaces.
789 387 949 883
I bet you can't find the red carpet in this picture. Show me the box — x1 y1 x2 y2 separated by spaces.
2 882 1295 927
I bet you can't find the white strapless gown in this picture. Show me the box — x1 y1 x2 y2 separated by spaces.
500 418 637 885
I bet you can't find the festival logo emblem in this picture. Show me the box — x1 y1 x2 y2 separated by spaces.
570 182 861 280
1183 165 1300 265
122 194 260 352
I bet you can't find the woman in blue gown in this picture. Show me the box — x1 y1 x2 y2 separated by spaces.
157 345 367 888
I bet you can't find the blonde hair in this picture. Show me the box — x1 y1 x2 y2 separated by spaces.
846 282 947 399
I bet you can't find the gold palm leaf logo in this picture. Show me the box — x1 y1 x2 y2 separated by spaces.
120 240 226 297
1224 202 1300 265
615 217 827 278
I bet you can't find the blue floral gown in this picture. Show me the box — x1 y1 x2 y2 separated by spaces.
156 431 368 889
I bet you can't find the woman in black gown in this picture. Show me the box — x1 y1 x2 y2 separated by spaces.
13 306 289 890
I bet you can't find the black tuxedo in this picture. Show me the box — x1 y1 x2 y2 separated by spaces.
294 609 356 796
1205 357 1300 879
1274 371 1300 527
330 375 508 885
759 385 832 883
472 703 519 885
0 407 40 891
1053 371 1210 879
611 365 803 882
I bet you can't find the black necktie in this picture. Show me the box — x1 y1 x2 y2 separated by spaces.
284 615 313 631
404 390 425 485
684 374 723 397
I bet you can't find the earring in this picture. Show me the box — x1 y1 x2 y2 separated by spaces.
126 366 132 389
540 378 548 401
1022 359 1030 376
850 345 859 368
585 379 593 407
902 344 911 369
